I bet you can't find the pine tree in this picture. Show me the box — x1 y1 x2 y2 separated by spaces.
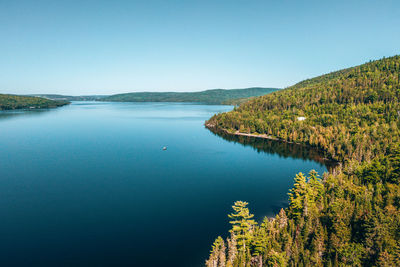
206 236 226 267
388 145 400 183
226 235 237 267
288 173 308 220
205 56 400 266
228 201 257 259
307 170 324 215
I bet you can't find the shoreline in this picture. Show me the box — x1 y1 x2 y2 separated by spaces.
205 123 339 165
0 103 69 111
205 123 294 144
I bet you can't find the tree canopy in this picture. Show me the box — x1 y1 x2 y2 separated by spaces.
206 55 400 266
101 88 279 105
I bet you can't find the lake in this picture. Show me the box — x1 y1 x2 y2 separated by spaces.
0 102 328 266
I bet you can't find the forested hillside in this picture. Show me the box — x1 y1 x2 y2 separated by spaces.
0 94 69 110
29 94 108 101
101 87 279 104
205 56 400 266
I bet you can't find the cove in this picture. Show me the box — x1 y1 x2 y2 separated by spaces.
0 102 328 266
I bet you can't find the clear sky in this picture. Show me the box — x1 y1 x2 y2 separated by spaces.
1 0 399 95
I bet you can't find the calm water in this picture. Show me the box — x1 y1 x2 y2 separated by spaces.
0 102 327 266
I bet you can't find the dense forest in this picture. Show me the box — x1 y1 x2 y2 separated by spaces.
101 88 279 104
0 94 69 110
205 56 400 266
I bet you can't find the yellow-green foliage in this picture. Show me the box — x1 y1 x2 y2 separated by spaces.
207 56 400 162
206 56 400 266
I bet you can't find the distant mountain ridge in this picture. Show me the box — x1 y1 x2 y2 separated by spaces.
28 94 108 101
100 87 280 104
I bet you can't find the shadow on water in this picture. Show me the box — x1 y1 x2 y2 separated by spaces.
207 127 338 172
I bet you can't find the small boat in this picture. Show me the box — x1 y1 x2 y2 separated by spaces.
163 146 167 150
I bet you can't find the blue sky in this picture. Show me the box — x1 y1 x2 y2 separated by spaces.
0 0 399 95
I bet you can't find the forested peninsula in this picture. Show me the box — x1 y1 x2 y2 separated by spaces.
0 94 69 110
101 87 279 104
205 56 400 266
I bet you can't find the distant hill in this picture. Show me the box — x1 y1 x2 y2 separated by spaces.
0 94 69 110
101 87 280 104
29 94 108 101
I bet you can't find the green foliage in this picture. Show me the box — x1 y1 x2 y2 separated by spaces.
288 173 308 220
206 55 400 162
0 94 69 110
206 236 226 267
387 146 400 183
102 88 279 105
228 201 257 255
288 170 325 221
265 250 287 267
206 56 400 266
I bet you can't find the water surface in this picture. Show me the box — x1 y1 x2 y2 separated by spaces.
0 102 327 266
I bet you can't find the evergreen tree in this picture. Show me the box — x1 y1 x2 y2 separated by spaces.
205 55 400 266
228 201 257 258
206 236 226 267
288 173 307 220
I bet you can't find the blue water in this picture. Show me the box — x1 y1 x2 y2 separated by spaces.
0 102 327 266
